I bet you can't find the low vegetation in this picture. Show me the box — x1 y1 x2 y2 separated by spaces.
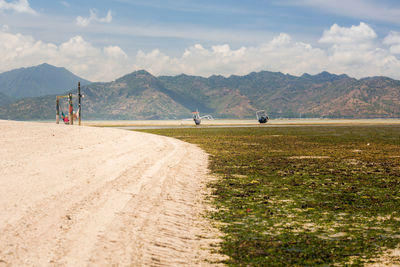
139 125 400 266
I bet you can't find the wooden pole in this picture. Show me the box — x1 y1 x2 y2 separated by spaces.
78 82 81 126
69 92 73 125
56 96 60 124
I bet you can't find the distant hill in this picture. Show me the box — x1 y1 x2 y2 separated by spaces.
0 63 90 99
158 71 400 118
80 70 190 119
0 92 13 106
0 68 399 120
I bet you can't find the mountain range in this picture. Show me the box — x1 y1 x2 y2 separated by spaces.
0 64 399 120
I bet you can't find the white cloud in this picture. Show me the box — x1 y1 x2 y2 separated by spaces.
383 31 400 55
76 9 112 27
104 46 128 59
1 22 400 82
0 30 132 81
319 22 376 44
389 45 400 54
134 22 400 79
0 0 37 15
133 36 326 77
383 31 400 45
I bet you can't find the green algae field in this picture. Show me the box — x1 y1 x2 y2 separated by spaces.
139 125 400 266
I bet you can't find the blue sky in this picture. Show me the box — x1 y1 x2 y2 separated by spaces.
0 0 400 81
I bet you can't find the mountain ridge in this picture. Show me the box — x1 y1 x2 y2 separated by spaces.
0 67 399 120
0 63 90 99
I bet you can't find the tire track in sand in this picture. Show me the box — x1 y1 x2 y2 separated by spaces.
0 121 223 266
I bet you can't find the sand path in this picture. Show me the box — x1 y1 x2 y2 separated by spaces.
0 120 221 266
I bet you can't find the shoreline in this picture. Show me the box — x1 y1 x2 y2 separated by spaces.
81 118 400 128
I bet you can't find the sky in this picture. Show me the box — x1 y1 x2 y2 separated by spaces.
0 0 400 81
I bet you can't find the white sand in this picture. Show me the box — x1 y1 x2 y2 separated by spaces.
0 120 223 266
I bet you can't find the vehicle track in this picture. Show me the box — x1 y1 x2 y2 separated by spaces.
0 121 222 266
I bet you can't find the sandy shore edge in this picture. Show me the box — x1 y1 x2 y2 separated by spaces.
0 120 224 266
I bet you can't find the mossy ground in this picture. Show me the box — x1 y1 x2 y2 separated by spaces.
138 125 400 266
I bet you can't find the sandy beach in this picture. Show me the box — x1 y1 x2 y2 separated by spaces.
0 120 222 266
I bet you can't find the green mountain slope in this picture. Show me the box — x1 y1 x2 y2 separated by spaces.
0 92 13 106
0 63 90 99
80 70 189 119
0 68 399 120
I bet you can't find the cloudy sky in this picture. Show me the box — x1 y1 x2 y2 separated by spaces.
0 0 400 81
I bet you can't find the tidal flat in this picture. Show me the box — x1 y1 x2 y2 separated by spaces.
139 125 400 266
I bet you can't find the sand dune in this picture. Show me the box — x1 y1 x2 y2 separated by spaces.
0 120 222 266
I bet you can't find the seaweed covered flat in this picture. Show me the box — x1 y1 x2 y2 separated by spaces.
141 125 400 266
